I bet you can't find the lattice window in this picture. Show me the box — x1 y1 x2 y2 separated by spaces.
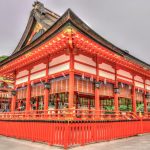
48 93 69 109
78 97 95 108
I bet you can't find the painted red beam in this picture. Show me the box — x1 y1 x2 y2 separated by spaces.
0 31 69 75
73 31 150 78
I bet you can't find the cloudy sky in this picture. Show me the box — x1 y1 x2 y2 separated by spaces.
0 0 150 64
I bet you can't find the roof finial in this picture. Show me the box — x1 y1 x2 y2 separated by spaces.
33 1 45 14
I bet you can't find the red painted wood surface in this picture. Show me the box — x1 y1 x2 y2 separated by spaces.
0 120 150 148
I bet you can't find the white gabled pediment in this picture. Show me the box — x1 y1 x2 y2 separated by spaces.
75 54 96 66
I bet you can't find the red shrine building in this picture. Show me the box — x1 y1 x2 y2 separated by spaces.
0 1 150 148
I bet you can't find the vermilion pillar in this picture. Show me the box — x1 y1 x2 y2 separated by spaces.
114 68 119 113
44 60 49 111
44 88 49 111
143 79 147 113
95 83 100 111
68 50 74 108
144 90 147 113
11 95 16 112
26 82 31 111
26 70 31 111
95 55 100 113
132 79 136 113
11 72 17 112
36 97 39 110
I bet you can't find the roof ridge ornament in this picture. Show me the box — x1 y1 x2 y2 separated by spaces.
33 1 45 15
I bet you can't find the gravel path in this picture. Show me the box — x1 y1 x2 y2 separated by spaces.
0 134 150 150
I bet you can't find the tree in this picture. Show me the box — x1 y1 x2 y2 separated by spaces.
0 56 8 62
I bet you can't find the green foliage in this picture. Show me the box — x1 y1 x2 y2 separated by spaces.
104 105 114 111
102 98 146 113
119 104 132 111
104 105 114 114
0 56 8 62
136 103 144 112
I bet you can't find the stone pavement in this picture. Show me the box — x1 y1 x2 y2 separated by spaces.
0 134 150 150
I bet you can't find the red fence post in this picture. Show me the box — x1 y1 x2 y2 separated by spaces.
140 118 143 134
64 121 69 149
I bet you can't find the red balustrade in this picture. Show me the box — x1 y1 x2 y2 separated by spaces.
0 110 150 148
0 119 150 148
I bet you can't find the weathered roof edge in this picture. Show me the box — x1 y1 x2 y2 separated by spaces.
66 9 150 70
0 8 150 72
12 1 60 54
0 9 71 67
13 11 34 54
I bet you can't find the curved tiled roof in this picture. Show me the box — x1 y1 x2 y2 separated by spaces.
12 1 60 54
0 1 150 74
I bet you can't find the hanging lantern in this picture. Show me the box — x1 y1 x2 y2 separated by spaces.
95 81 101 88
11 90 17 96
114 88 120 94
145 92 150 99
44 82 51 90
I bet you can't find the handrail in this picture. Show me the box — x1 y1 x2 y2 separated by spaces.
0 109 142 121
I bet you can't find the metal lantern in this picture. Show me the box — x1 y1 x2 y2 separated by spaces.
95 81 101 88
114 88 120 94
11 90 17 96
44 82 51 89
145 92 150 99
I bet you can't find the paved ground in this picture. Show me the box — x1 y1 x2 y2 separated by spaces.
0 134 150 150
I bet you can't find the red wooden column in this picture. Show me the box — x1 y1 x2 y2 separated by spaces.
67 27 75 109
44 87 49 112
36 97 39 110
95 55 100 116
44 58 49 112
68 50 74 108
26 70 31 111
11 72 17 112
132 76 136 113
143 79 148 114
114 66 119 113
11 92 17 112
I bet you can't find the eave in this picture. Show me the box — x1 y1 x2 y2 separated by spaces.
0 9 150 79
0 9 71 68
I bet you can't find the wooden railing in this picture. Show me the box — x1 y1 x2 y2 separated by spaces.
0 109 150 148
0 109 141 121
0 117 150 148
